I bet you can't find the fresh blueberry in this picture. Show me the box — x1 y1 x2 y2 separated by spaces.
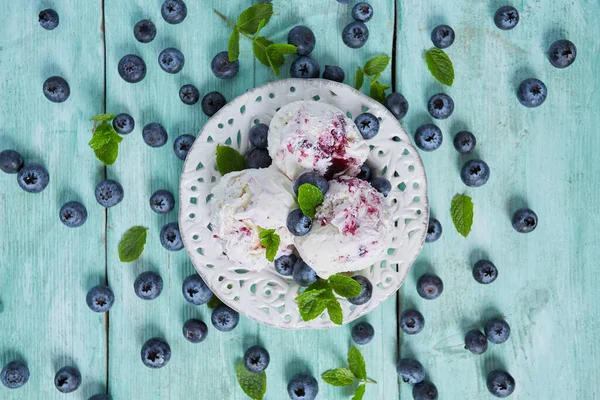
347 276 373 305
244 346 270 373
86 285 114 313
118 54 146 83
160 222 184 251
512 208 538 233
396 358 425 384
487 370 515 398
287 209 313 237
425 218 442 243
59 201 88 228
413 381 438 400
357 163 372 181
112 113 135 134
95 179 124 207
290 56 320 79
211 51 239 79
494 6 519 30
141 338 171 368
385 92 409 120
370 177 391 197
288 26 316 56
161 0 187 24
158 48 185 74
142 122 168 148
453 131 476 153
246 148 272 169
133 19 156 43
0 150 24 173
355 113 380 139
517 78 547 108
461 159 490 187
201 91 227 116
1 361 29 389
54 366 81 393
292 260 318 286
352 2 373 22
17 164 49 193
414 124 443 151
39 9 59 30
427 93 454 119
431 25 455 49
179 84 199 105
322 65 345 82
249 123 269 149
288 374 319 400
89 394 111 400
465 329 488 354
472 260 498 284
400 309 424 335
173 134 195 160
211 304 239 332
293 172 329 195
182 319 208 343
149 189 175 214
274 254 298 276
43 76 70 103
182 274 212 305
134 271 163 300
342 21 369 48
484 318 511 344
417 273 443 300
549 40 577 69
351 321 375 344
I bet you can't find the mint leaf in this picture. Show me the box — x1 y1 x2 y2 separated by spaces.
322 368 356 386
207 295 222 309
265 45 285 75
253 36 274 67
267 43 297 55
228 29 240 61
90 113 115 122
451 194 474 237
326 299 343 325
355 69 365 90
118 226 149 262
369 81 390 104
297 184 324 218
216 145 246 176
348 346 367 379
296 289 329 321
329 274 362 298
258 229 280 262
236 3 273 35
254 19 267 38
363 56 390 76
236 361 267 400
425 48 454 86
352 384 366 400
89 120 123 165
94 141 119 166
89 125 115 150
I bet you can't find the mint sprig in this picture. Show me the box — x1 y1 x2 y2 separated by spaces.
425 48 454 86
216 145 246 176
297 184 324 218
89 114 122 165
118 226 149 262
322 346 376 399
258 228 280 262
236 361 266 400
451 194 474 237
354 55 391 103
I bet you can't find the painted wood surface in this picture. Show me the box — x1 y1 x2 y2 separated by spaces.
1 0 599 399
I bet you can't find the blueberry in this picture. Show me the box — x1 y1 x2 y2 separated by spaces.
274 254 298 276
160 222 184 251
134 271 163 300
89 394 111 400
461 159 490 187
1 361 29 389
484 318 511 344
246 148 272 169
112 113 135 134
427 93 454 119
95 179 124 207
549 40 577 69
396 358 425 384
322 65 345 82
133 19 156 43
54 366 81 393
370 177 391 197
17 164 49 193
453 131 476 153
161 0 187 24
385 92 409 120
352 2 373 22
414 124 443 151
465 329 488 354
287 209 313 237
494 6 519 30
417 273 443 300
357 163 372 181
487 370 515 398
249 123 269 149
472 260 498 284
211 304 239 332
293 172 329 195
288 26 316 56
173 134 195 160
413 381 438 400
0 150 24 173
118 54 146 83
149 189 175 214
512 208 538 233
141 338 171 368
425 218 442 243
201 91 227 116
158 48 185 74
355 113 380 139
211 51 239 79
517 78 547 108
288 374 318 400
39 9 59 30
244 345 270 373
59 201 88 228
431 25 455 49
292 260 318 286
290 56 320 79
183 319 208 343
342 21 369 48
179 84 199 105
142 122 168 148
351 321 375 344
43 76 70 103
182 274 212 305
347 276 373 305
86 285 114 313
400 309 424 335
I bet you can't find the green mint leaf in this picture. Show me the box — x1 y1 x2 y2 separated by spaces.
369 81 390 104
363 55 390 76
352 384 366 400
216 145 246 176
295 289 329 321
425 48 454 86
236 361 267 400
228 29 240 61
322 368 356 386
267 43 297 55
90 113 115 122
118 226 149 262
355 69 365 90
90 122 122 165
207 294 223 309
329 274 363 298
93 141 119 166
451 194 474 237
265 46 285 75
348 346 367 380
254 19 267 38
253 36 274 66
326 298 343 325
236 3 273 35
259 230 280 262
306 279 330 292
297 184 324 218
258 228 275 239
89 125 114 150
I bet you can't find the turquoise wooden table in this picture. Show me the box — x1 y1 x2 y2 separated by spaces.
1 0 599 398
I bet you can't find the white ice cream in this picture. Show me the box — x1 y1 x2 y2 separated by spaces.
294 176 392 278
210 167 296 271
268 101 369 180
